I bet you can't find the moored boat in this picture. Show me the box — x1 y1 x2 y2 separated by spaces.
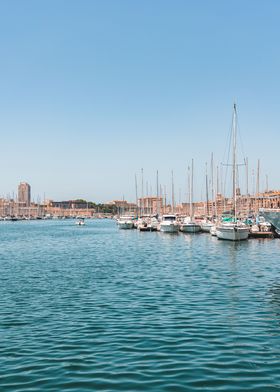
200 220 214 233
180 217 201 233
181 159 201 234
160 215 179 233
216 222 249 241
210 225 217 236
75 217 85 226
118 216 135 229
216 104 249 242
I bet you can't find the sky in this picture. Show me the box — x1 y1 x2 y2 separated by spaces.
0 0 280 203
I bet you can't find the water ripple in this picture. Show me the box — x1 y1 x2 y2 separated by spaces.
0 220 280 391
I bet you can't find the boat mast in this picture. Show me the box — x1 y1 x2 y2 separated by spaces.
164 185 167 213
187 166 190 216
156 170 159 215
135 173 138 217
141 168 144 216
211 153 214 219
257 159 260 213
233 103 237 221
190 159 194 220
205 162 209 217
171 170 175 214
246 157 249 195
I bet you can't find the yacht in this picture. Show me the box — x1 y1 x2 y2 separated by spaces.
118 216 134 229
160 215 179 233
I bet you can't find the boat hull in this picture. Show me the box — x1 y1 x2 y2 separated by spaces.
160 223 179 233
201 223 214 233
180 224 201 233
216 226 249 241
118 222 134 229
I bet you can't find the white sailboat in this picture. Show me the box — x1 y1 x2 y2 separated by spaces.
216 104 249 241
201 162 214 232
180 159 201 233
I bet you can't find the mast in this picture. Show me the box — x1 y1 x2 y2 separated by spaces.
190 159 194 220
160 184 162 215
205 162 209 217
246 157 249 196
211 153 214 218
141 168 144 216
171 170 175 213
216 165 219 195
233 103 237 221
135 174 138 216
156 170 159 215
256 159 260 213
164 185 167 213
256 159 260 196
187 166 190 216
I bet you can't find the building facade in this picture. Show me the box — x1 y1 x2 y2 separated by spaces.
18 182 31 207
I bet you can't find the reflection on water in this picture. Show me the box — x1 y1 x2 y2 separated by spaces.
268 282 280 321
0 219 280 391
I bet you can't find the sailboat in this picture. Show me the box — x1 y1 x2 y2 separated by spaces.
160 171 179 233
216 104 250 241
201 162 214 232
180 159 201 233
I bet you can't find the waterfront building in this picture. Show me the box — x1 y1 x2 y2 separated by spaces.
107 200 137 215
47 200 89 209
18 182 31 207
138 196 163 215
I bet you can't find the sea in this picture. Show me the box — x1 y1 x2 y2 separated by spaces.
1 219 280 391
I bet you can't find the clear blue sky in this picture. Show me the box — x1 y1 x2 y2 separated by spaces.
0 0 279 203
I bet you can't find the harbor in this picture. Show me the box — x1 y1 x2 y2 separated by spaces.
2 186 280 240
2 1 280 390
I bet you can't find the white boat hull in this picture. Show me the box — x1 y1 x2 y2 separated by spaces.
216 226 249 241
180 224 201 233
118 221 134 229
160 223 179 233
201 223 214 233
210 226 217 236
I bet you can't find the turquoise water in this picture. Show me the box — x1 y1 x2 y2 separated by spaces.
1 219 280 391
